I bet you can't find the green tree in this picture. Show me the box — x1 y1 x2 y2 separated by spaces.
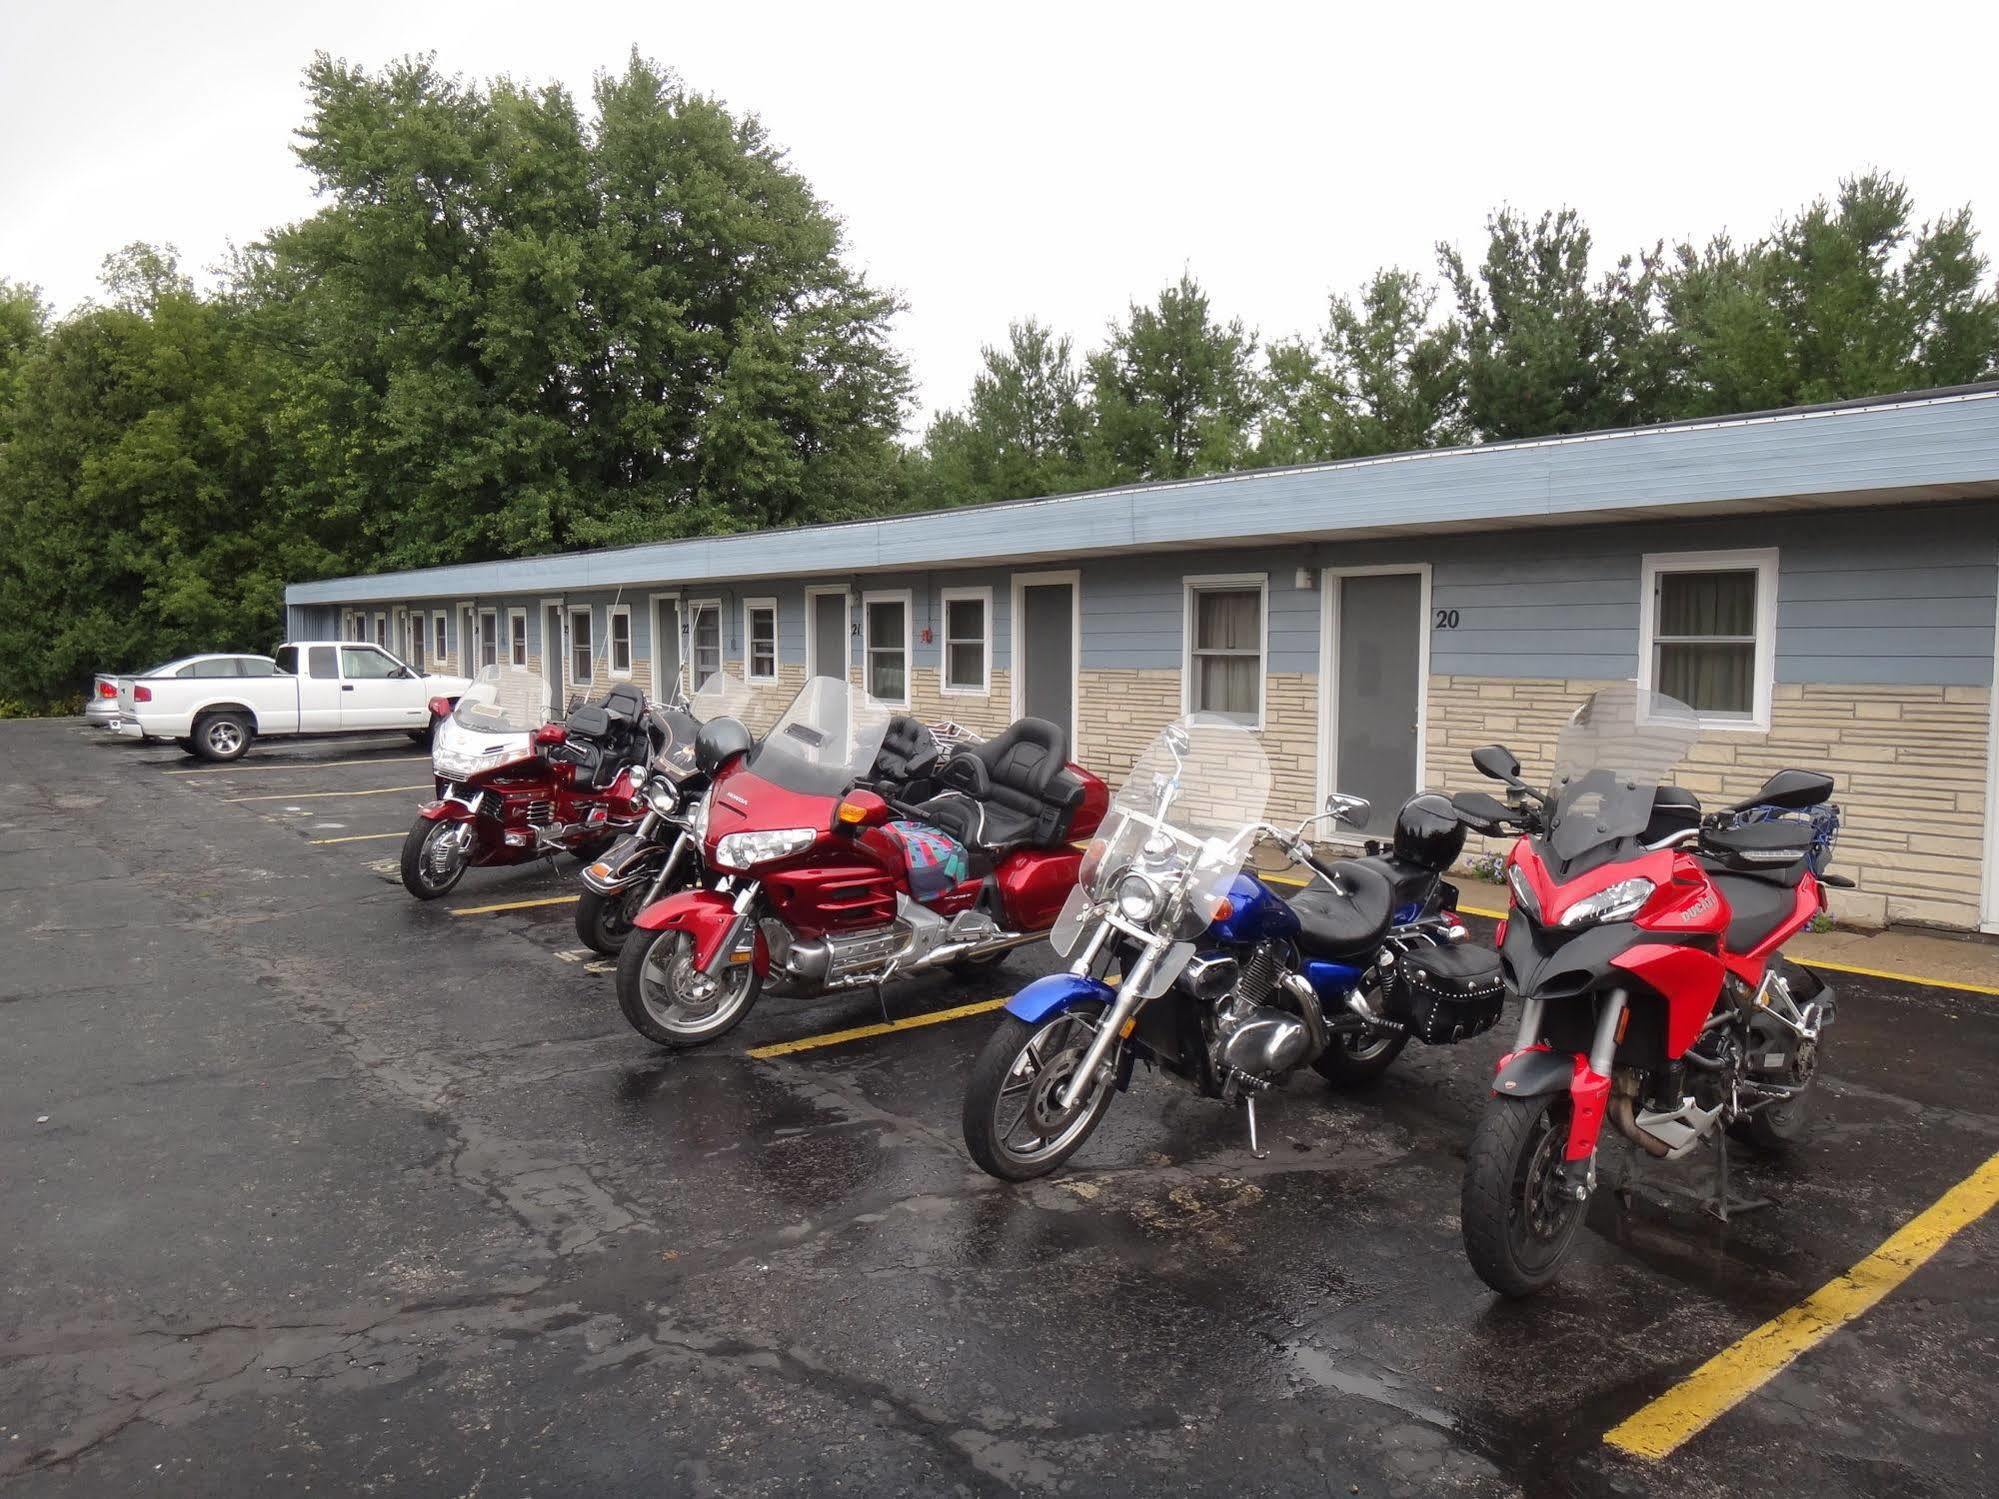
1258 267 1464 464
919 320 1095 504
1657 172 1999 416
0 250 300 709
247 50 910 569
1086 272 1259 481
1440 207 1662 440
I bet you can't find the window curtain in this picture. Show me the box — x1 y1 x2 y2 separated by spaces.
1195 590 1260 717
1656 571 1755 715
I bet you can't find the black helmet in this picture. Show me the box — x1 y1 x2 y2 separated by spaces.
694 716 752 776
1393 793 1466 871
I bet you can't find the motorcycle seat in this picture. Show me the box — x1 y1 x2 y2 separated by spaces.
1285 860 1396 957
910 717 1080 853
873 715 941 786
1709 871 1803 954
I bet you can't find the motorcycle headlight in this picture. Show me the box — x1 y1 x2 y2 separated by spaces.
712 827 815 871
1506 864 1539 920
1116 872 1162 924
432 718 527 781
1556 877 1656 930
644 779 679 815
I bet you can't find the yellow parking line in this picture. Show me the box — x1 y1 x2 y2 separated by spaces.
307 831 406 845
1802 958 1999 999
1604 1147 1999 1460
749 997 1009 1059
222 784 429 803
166 755 430 777
448 895 580 917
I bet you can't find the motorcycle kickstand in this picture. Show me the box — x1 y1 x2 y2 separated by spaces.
1704 1126 1775 1223
1244 1095 1267 1161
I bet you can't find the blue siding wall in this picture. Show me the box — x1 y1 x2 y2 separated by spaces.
318 502 1997 692
1065 504 1995 686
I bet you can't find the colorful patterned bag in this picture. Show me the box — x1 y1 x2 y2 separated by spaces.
886 820 972 903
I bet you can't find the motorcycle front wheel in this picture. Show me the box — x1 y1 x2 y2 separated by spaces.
616 928 763 1049
400 817 471 900
575 884 647 957
962 1005 1118 1181
1460 1092 1588 1297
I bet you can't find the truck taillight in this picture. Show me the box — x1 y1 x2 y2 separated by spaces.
98 681 117 698
134 684 152 703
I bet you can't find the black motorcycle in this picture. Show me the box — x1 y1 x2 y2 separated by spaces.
573 675 754 956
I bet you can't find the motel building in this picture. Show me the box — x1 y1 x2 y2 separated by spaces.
287 384 1999 935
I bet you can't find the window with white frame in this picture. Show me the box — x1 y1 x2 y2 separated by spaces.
941 587 990 694
863 591 911 707
508 608 528 668
1184 576 1266 724
478 609 499 670
410 616 425 671
569 607 594 684
608 606 632 677
433 611 448 663
688 602 722 689
744 599 778 683
1641 548 1777 727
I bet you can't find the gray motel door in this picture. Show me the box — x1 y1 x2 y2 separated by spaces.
810 591 848 681
542 602 565 712
1332 572 1423 837
1020 579 1075 741
653 598 682 700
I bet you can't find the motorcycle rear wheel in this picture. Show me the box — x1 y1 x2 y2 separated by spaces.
962 1006 1117 1181
1461 1092 1588 1298
400 818 470 899
616 928 762 1049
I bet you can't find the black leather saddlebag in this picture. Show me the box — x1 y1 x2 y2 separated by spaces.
1382 943 1504 1045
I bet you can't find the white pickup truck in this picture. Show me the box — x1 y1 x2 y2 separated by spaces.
118 642 473 762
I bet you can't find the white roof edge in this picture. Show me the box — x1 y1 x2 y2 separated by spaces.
287 386 1999 603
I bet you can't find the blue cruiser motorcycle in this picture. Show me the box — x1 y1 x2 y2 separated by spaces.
961 714 1505 1181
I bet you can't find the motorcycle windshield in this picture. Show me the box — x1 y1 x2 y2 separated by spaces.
691 670 755 725
1545 684 1702 862
451 666 551 735
1055 714 1270 955
744 675 891 798
653 671 754 780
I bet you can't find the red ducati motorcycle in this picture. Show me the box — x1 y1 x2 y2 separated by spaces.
1450 684 1847 1296
614 675 1108 1049
401 667 653 899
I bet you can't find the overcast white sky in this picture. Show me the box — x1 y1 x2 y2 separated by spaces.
3 1 1995 428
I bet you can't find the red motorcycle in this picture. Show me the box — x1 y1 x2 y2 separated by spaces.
400 667 654 900
1450 684 1847 1296
614 675 1108 1049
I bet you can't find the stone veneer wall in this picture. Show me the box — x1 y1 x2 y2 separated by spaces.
1075 668 1324 827
1424 676 1992 931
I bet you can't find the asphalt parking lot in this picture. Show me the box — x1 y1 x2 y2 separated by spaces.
4 719 1996 1497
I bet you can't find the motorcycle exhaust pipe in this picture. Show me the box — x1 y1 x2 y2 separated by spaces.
1279 972 1331 1061
1609 1094 1671 1158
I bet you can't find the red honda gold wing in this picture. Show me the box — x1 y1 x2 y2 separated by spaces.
614 675 1106 1049
1449 684 1844 1296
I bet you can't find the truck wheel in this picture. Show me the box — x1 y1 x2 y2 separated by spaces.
191 712 253 763
407 713 440 747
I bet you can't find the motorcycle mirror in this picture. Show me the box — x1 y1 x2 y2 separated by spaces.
1324 793 1371 828
1729 768 1834 814
1471 744 1522 784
